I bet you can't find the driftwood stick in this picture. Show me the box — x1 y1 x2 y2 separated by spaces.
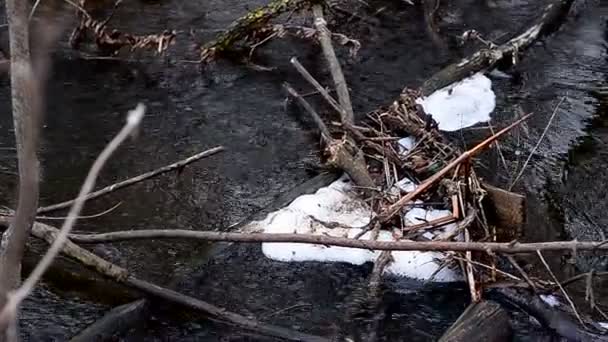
62 228 608 253
506 255 537 292
0 218 328 342
37 146 224 214
379 113 532 222
312 4 354 124
284 82 332 142
290 57 345 119
420 0 575 95
537 250 585 326
284 84 374 188
464 228 480 302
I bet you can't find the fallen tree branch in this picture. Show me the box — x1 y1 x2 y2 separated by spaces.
312 4 354 124
0 218 328 342
61 227 608 253
37 146 225 214
200 0 309 62
284 81 374 188
378 113 532 222
420 0 575 95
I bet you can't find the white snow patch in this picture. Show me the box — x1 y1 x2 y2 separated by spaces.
416 73 496 132
257 174 461 282
395 178 417 193
398 137 417 154
540 294 560 307
598 322 608 330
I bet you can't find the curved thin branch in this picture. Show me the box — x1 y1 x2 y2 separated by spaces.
0 104 145 326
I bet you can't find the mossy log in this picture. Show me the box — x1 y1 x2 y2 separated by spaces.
200 0 310 61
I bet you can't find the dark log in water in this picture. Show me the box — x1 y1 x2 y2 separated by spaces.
69 299 148 342
420 0 575 96
438 300 511 342
489 287 608 341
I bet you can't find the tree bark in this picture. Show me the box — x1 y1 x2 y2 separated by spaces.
0 0 40 318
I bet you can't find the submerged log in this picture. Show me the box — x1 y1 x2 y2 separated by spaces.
489 287 608 341
69 299 148 342
438 300 511 342
420 0 575 95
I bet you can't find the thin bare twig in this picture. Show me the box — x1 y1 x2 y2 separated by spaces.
537 250 585 326
61 228 608 253
451 255 521 281
0 104 145 326
509 97 565 190
37 146 224 214
290 57 345 119
464 228 479 302
506 255 538 292
35 202 122 220
561 271 608 288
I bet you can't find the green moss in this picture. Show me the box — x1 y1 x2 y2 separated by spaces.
201 0 311 61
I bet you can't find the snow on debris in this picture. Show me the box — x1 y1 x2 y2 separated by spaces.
415 73 496 132
255 173 462 282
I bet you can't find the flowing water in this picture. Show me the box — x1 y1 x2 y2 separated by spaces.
0 0 606 340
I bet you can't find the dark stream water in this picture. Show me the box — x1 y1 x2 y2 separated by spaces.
0 0 606 340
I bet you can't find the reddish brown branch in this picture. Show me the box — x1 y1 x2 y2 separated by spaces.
379 113 532 222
